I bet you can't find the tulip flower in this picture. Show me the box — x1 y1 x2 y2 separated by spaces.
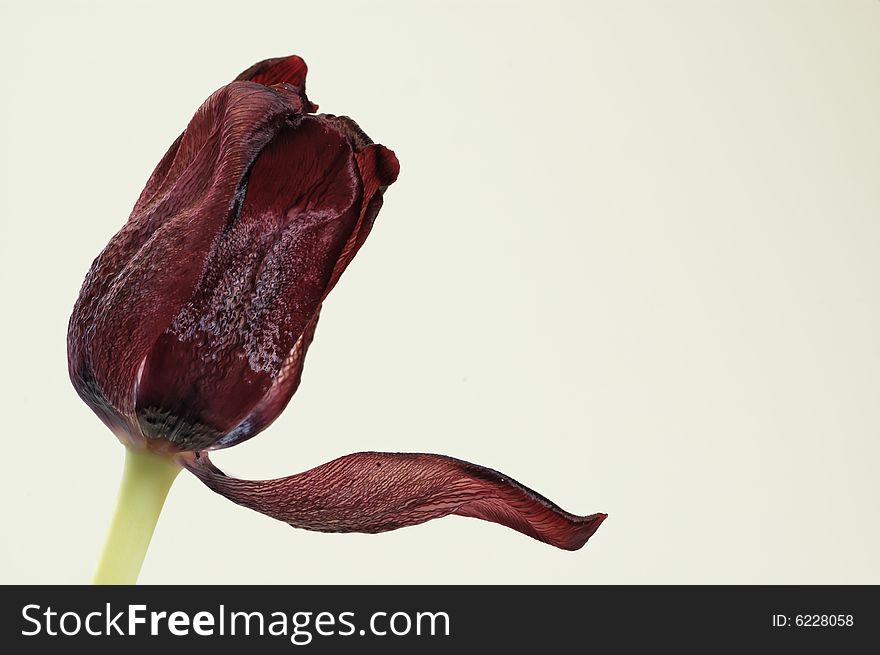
68 55 606 584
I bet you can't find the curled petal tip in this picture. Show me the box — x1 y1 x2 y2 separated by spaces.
236 54 308 87
371 145 400 187
564 512 607 551
236 54 317 112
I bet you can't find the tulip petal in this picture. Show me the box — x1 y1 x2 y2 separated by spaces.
135 117 365 448
69 81 311 443
183 451 606 551
315 115 400 291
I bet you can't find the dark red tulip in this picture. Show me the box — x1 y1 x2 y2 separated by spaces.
68 55 606 552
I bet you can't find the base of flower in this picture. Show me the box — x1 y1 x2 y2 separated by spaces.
92 446 181 585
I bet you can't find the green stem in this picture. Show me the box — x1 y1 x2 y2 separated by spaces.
93 446 181 585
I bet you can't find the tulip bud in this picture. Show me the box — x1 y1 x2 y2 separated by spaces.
69 56 397 454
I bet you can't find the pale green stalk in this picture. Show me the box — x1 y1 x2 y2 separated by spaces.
92 446 181 585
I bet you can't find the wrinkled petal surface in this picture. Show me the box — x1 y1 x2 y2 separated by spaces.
135 116 358 448
183 451 606 550
68 80 313 444
134 116 398 450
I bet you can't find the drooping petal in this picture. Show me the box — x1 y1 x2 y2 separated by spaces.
182 451 606 551
68 80 312 445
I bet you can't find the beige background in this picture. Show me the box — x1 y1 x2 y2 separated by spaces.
1 0 878 584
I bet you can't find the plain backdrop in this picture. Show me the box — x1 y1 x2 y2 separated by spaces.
1 0 878 584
